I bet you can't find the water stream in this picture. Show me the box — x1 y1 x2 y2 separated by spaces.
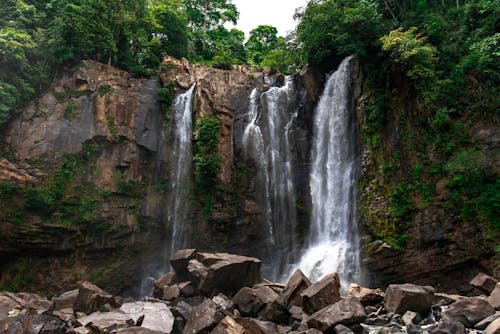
291 56 361 288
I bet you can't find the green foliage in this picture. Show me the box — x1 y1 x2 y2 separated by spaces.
380 27 438 82
0 182 19 199
159 82 176 123
98 85 114 97
193 116 221 215
389 181 413 221
245 25 279 65
295 0 384 68
64 102 78 119
0 258 33 292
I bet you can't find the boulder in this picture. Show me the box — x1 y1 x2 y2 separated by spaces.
160 282 196 301
307 298 366 332
52 289 79 311
334 324 355 334
299 272 341 314
181 251 261 296
232 285 280 316
0 292 53 321
182 299 224 334
76 311 135 332
119 301 174 333
488 283 500 309
346 283 384 306
211 316 246 334
441 297 495 327
406 324 423 334
233 317 280 334
428 321 466 334
114 328 165 334
74 281 120 314
0 312 66 334
471 273 498 294
170 249 198 279
258 300 289 324
485 317 500 334
384 284 434 315
153 273 178 298
281 270 311 308
475 312 500 330
402 311 421 326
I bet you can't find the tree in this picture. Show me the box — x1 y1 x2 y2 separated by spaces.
183 0 239 60
245 25 279 65
295 0 385 69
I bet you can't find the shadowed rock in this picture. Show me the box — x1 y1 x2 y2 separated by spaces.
281 270 311 308
74 281 121 315
441 297 495 327
384 284 434 315
307 297 366 332
470 273 498 294
299 272 341 314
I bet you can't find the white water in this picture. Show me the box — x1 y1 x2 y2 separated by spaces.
292 56 361 288
242 77 299 280
167 85 195 253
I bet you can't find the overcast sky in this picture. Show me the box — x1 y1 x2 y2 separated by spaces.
227 0 309 38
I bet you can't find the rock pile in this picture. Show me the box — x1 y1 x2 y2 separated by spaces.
1 250 499 334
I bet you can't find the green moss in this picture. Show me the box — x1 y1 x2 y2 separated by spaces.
64 102 78 119
106 114 118 139
98 84 114 97
159 82 176 125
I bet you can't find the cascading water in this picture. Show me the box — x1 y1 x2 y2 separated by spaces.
242 77 299 280
167 85 196 254
292 55 361 288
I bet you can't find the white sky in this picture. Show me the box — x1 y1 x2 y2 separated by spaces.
227 0 309 38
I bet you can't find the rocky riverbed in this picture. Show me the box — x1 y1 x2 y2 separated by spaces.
1 250 499 334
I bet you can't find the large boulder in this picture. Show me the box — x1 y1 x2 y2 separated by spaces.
0 311 66 334
299 273 341 314
281 270 311 308
346 283 384 306
232 285 280 316
307 298 366 332
74 281 121 314
211 316 246 334
0 292 53 321
119 301 174 333
441 297 495 327
170 250 261 297
182 299 225 334
76 311 136 332
384 284 434 315
488 283 500 310
52 289 78 311
470 273 498 294
484 317 500 334
153 273 178 298
428 321 466 334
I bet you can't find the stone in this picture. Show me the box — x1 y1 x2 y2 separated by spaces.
334 324 355 334
52 289 79 311
258 300 290 324
428 321 466 334
186 252 261 296
0 312 66 334
153 273 178 298
346 283 384 306
161 282 196 301
182 299 224 334
119 301 174 333
170 249 198 279
307 298 366 332
475 312 500 329
406 325 423 334
53 308 75 322
289 305 306 323
74 281 120 314
76 311 135 332
384 284 435 315
433 293 466 306
488 283 500 309
402 310 421 326
485 317 500 334
282 270 311 308
441 297 495 327
0 292 53 321
211 316 246 334
233 317 280 334
114 328 165 334
300 272 341 314
232 285 279 316
471 273 498 294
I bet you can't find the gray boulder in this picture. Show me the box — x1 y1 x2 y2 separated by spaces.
384 284 434 315
307 297 366 332
182 299 224 334
52 289 78 311
471 273 498 294
346 283 384 306
232 285 279 316
299 272 341 314
402 310 421 326
76 311 135 332
428 321 466 334
282 270 311 308
334 324 355 333
120 301 174 333
74 281 120 314
441 297 495 327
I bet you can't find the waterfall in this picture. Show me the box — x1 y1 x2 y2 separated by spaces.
292 56 361 288
242 77 298 280
167 85 195 254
